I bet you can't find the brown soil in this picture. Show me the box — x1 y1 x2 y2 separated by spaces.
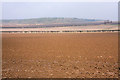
2 33 118 78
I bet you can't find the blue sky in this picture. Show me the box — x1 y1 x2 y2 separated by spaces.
2 2 118 21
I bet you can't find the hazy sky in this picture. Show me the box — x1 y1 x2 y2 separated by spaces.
2 2 118 21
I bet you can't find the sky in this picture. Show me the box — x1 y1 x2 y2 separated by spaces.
2 2 118 21
1 0 119 2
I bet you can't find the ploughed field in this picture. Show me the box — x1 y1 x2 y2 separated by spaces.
2 33 118 78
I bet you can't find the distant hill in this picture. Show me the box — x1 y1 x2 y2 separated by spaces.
2 18 114 28
2 18 101 24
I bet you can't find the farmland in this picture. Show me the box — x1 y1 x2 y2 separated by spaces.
1 17 119 78
2 33 118 78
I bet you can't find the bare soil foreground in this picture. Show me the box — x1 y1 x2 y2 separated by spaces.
2 33 118 78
